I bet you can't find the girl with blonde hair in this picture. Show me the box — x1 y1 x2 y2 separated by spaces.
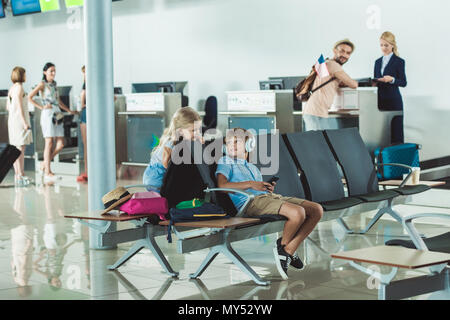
143 107 202 191
7 67 33 186
374 31 407 143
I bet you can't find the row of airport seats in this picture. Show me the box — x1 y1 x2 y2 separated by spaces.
65 127 448 287
149 127 449 285
160 127 431 235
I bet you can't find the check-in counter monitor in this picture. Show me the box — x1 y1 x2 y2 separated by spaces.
268 76 305 111
131 81 188 107
290 87 402 154
121 92 182 165
222 90 294 134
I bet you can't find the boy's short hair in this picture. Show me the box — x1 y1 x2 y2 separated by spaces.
225 127 254 143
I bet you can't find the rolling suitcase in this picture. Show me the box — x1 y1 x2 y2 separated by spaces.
0 143 21 184
374 143 420 180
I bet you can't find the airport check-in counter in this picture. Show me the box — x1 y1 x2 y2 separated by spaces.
119 92 182 166
221 88 402 156
293 87 403 154
349 88 403 154
221 90 295 134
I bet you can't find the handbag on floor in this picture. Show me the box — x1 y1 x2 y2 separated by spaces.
167 201 229 243
119 191 168 220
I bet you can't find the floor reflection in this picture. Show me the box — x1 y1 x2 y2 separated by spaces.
10 187 34 296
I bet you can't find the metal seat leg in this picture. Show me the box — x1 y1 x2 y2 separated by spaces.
108 225 178 278
189 247 220 279
147 232 179 278
107 240 145 270
338 199 403 235
221 242 270 286
190 240 270 286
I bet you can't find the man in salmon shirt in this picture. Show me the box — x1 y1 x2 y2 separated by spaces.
302 39 359 131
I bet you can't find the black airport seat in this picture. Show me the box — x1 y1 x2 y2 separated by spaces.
254 133 306 199
323 128 430 200
284 131 364 211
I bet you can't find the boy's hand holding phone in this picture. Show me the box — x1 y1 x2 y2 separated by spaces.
249 181 273 192
264 176 279 192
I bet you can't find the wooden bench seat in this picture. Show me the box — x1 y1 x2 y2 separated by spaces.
64 210 157 222
64 211 260 229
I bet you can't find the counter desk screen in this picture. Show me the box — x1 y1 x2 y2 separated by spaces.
269 76 304 90
356 78 375 87
0 2 5 18
11 0 42 16
259 79 284 90
132 82 177 93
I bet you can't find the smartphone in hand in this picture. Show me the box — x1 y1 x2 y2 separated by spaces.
266 176 279 186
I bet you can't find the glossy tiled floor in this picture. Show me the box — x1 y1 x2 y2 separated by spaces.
0 171 449 300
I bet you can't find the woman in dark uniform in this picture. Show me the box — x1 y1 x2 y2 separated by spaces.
374 31 407 143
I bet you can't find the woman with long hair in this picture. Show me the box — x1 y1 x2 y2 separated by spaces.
28 62 77 182
142 107 202 191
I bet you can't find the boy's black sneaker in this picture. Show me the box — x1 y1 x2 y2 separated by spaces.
290 252 304 270
276 238 304 270
273 241 291 280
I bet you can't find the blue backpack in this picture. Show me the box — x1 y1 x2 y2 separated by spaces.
167 202 229 243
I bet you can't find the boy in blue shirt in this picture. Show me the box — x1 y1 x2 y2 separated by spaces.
215 128 323 280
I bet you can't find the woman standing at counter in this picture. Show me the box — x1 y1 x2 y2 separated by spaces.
374 31 407 143
28 62 76 182
7 67 33 186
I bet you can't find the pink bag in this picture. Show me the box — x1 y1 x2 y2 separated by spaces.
119 191 168 220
